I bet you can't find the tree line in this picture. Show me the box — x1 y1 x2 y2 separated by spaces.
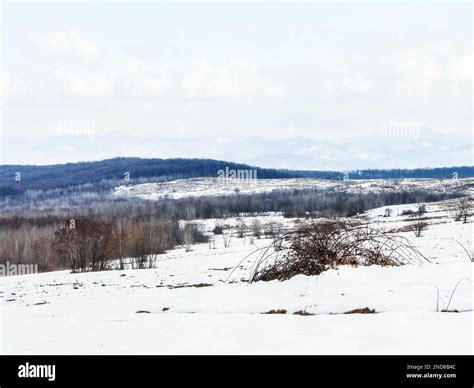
0 187 465 273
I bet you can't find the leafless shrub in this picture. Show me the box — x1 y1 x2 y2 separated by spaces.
223 232 232 248
293 309 314 316
412 221 429 237
212 222 224 235
400 204 427 218
240 220 428 282
451 198 471 223
262 309 287 314
344 307 376 314
124 222 169 269
183 223 208 252
236 220 246 238
264 221 283 239
418 203 427 214
53 217 112 272
251 219 262 239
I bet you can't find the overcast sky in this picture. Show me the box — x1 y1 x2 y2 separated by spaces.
1 2 472 142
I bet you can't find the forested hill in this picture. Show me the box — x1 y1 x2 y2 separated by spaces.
0 157 473 196
294 166 474 180
0 158 294 195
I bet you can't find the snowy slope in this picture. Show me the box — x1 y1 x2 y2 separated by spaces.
0 200 472 354
113 177 474 201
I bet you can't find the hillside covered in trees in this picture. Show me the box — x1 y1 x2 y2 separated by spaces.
0 158 294 195
0 157 473 197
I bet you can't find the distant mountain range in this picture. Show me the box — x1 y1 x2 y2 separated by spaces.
1 129 471 170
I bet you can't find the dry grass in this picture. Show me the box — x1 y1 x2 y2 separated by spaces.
293 310 314 316
262 309 287 315
344 307 376 314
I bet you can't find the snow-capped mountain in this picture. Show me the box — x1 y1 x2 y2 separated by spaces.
1 129 471 169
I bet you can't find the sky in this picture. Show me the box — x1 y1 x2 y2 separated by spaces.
1 1 472 146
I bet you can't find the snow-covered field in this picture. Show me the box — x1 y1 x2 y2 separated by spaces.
113 177 474 200
0 198 472 354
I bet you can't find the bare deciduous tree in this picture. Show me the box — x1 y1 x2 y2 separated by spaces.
452 198 471 223
413 221 429 237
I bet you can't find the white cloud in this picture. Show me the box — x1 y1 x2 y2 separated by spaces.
14 59 286 104
1 70 25 104
36 31 101 62
380 52 440 103
393 80 435 103
391 53 443 80
451 55 472 81
53 69 113 99
67 75 113 99
182 60 285 100
114 61 174 99
1 71 12 101
342 75 376 93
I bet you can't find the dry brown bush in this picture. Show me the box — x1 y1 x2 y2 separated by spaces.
344 307 376 314
241 220 428 282
412 221 429 237
262 309 287 314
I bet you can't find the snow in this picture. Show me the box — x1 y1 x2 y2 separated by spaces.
113 177 474 201
0 198 472 354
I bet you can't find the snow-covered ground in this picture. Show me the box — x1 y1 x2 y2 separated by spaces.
113 177 474 201
0 199 472 354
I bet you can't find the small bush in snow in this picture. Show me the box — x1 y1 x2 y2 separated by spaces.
236 220 246 238
413 221 429 237
212 222 224 235
183 223 209 252
418 204 427 214
251 219 262 239
244 220 428 282
452 198 471 223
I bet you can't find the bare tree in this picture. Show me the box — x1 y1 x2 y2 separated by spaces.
236 220 246 238
418 204 427 214
413 221 429 237
452 198 471 223
182 223 200 252
53 218 112 272
223 231 232 248
251 219 262 239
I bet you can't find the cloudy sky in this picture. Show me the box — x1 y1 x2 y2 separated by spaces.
1 1 472 145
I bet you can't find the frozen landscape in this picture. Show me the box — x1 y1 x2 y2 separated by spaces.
1 191 472 354
1 3 472 386
113 177 474 200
